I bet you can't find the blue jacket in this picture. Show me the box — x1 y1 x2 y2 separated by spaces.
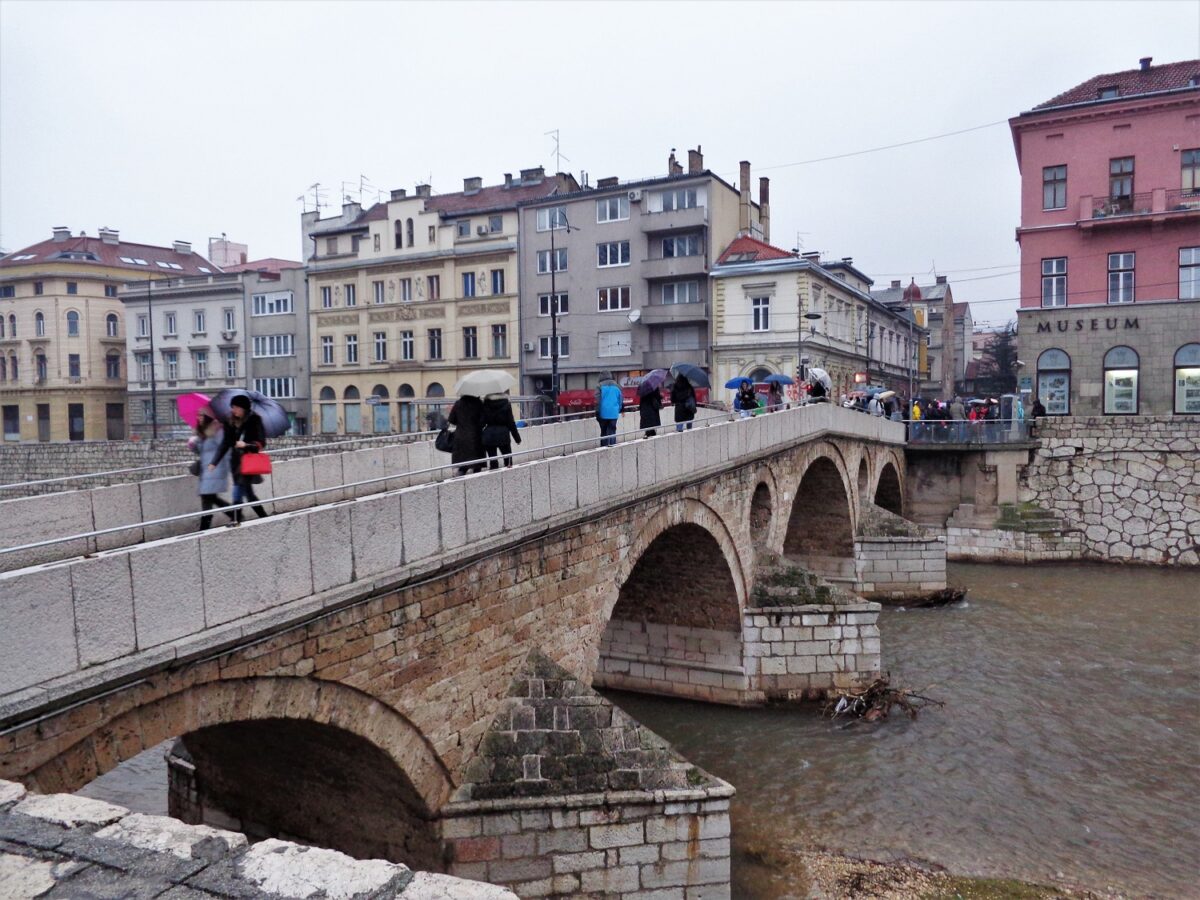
596 383 623 420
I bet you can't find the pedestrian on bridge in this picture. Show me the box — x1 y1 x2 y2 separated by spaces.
595 374 623 447
639 387 662 438
211 395 270 523
448 395 486 476
670 374 697 432
190 407 235 530
481 392 522 469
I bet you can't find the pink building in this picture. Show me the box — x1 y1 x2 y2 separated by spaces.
1010 57 1200 416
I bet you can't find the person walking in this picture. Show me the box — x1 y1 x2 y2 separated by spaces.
639 386 662 438
867 393 882 417
190 406 234 530
448 394 485 475
210 395 270 523
595 375 623 447
481 392 522 469
670 374 697 432
767 381 784 412
735 381 758 419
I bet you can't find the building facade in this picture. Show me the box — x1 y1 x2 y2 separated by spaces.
712 239 925 402
517 149 765 398
869 277 973 398
303 169 575 434
0 227 216 442
1010 57 1200 416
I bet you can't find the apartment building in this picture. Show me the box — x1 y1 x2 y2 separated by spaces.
517 148 765 397
0 227 216 441
1010 57 1200 415
303 168 576 434
712 239 924 401
869 277 973 398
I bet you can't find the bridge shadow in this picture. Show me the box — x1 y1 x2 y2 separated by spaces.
783 456 856 583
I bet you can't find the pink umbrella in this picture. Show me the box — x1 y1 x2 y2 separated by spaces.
175 392 212 429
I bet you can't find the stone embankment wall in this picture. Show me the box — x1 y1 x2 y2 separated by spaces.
1019 416 1200 566
853 504 948 599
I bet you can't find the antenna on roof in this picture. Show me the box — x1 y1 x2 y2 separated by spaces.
308 183 326 215
545 129 570 173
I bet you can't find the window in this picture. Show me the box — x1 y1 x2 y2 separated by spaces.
539 335 569 358
345 386 362 434
321 335 334 365
321 286 332 309
662 281 699 304
537 248 567 273
8 355 15 381
106 352 120 379
663 235 700 257
428 225 436 243
194 350 208 379
394 221 403 250
0 357 5 380
7 314 14 337
66 282 77 295
344 284 356 307
488 215 503 233
252 293 294 316
138 352 152 382
457 220 471 238
1107 253 1135 303
428 328 442 360
427 275 440 300
345 334 359 364
34 282 44 295
400 278 412 302
373 280 385 304
538 293 567 316
373 234 381 252
463 326 478 359
1109 157 1134 210
598 241 631 267
1174 343 1200 414
319 386 337 433
491 269 505 295
752 297 770 331
326 237 338 255
1181 247 1200 300
660 188 698 211
536 206 567 231
491 324 507 358
0 316 4 337
1097 86 1119 99
223 308 236 331
164 351 178 380
193 310 206 333
160 312 175 335
374 331 387 361
1042 165 1067 210
1041 258 1067 307
142 399 154 423
406 218 414 247
253 377 295 399
1103 346 1139 414
598 330 632 357
1182 149 1200 192
1036 350 1075 417
35 353 47 383
252 334 295 357
660 324 702 351
0 286 13 299
462 272 476 298
225 350 238 378
401 330 414 360
104 284 117 297
35 312 45 337
597 286 630 311
66 310 80 336
596 196 629 222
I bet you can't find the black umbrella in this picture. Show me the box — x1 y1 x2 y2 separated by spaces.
670 363 711 388
209 389 291 438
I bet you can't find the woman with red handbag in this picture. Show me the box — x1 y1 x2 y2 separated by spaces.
210 395 270 523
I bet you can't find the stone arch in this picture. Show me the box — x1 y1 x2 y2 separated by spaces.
874 461 904 516
22 677 453 826
856 457 869 504
782 454 856 577
747 464 779 549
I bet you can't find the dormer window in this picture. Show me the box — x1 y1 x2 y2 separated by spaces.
1097 86 1119 99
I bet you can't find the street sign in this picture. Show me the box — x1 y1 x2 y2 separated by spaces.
366 396 382 406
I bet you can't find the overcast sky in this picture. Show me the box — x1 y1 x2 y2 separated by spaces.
2 1 1197 328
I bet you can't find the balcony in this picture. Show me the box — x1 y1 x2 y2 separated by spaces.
1079 188 1200 229
642 254 707 281
642 348 708 370
640 301 709 326
640 205 708 234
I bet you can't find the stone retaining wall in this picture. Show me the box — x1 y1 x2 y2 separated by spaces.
595 621 748 705
854 535 948 599
742 605 881 700
945 525 1084 562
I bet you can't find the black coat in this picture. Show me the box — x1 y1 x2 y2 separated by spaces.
639 391 662 429
481 397 522 449
211 412 266 484
448 396 485 466
670 380 696 422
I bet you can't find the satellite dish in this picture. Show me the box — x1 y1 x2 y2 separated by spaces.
627 309 641 323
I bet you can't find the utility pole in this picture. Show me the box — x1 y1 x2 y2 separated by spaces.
550 218 559 410
147 279 158 440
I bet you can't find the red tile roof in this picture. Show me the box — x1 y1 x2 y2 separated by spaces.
952 302 971 317
1033 59 1199 110
424 179 566 215
715 235 796 265
222 257 303 274
0 234 217 276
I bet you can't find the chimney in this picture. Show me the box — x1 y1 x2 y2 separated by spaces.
687 145 703 174
758 177 770 243
801 251 821 264
667 150 681 176
463 176 482 194
935 275 947 285
173 240 192 255
597 176 619 189
738 161 751 233
1139 56 1152 71
415 184 432 198
98 226 120 245
503 173 513 189
519 167 545 184
52 226 71 242
891 280 901 289
841 257 853 266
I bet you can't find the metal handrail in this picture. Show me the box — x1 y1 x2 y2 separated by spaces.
906 418 1030 444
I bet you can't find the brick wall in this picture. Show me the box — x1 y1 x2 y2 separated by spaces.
595 621 748 705
945 524 1084 562
743 606 881 699
854 536 948 599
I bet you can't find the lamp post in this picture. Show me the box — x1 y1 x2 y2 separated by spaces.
801 311 822 401
548 210 576 414
146 279 158 440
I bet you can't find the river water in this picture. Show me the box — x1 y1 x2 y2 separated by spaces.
79 563 1198 897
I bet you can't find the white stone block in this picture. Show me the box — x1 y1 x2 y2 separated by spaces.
382 444 411 491
342 447 386 498
349 493 404 580
202 513 313 627
237 838 405 899
130 537 205 648
438 479 467 550
464 471 505 543
308 504 354 594
270 458 317 513
618 441 639 494
141 476 200 541
400 485 440 563
501 465 533 531
72 553 136 667
529 461 551 520
576 450 601 508
549 456 579 515
15 792 127 827
0 566 78 692
406 440 435 485
91 483 144 552
0 491 93 572
96 812 247 859
403 871 518 899
636 439 657 490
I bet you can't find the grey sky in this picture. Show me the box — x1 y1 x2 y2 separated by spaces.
2 1 1197 328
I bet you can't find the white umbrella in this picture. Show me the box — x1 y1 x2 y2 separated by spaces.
808 367 832 391
454 370 517 397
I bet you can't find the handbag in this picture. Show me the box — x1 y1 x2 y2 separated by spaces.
188 460 201 477
435 427 455 454
240 452 272 476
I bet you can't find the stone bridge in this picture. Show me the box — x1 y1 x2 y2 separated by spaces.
0 405 927 898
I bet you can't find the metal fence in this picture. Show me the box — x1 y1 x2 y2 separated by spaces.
905 419 1031 445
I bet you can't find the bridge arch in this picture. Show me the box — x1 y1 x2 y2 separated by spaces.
874 460 904 516
782 451 857 578
856 457 870 506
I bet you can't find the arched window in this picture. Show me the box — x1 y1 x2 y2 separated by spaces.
66 310 80 337
8 354 17 381
35 312 45 337
106 351 121 380
394 220 403 250
343 385 362 434
747 367 772 383
35 352 47 384
319 386 336 401
318 385 337 433
1102 345 1139 415
1037 348 1071 416
7 314 15 337
370 384 390 433
0 316 5 338
406 218 415 248
426 382 444 397
106 314 119 337
0 357 6 381
398 382 416 432
1173 343 1200 414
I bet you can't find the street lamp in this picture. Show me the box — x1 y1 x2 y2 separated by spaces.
800 311 822 401
146 279 158 440
548 209 577 413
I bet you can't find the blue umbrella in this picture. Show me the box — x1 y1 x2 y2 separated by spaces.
724 376 752 389
637 368 670 396
763 374 794 386
670 363 711 388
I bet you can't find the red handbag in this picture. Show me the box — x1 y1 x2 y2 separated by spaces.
240 452 272 476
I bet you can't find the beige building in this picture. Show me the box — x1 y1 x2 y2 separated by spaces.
0 227 216 442
303 168 577 434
